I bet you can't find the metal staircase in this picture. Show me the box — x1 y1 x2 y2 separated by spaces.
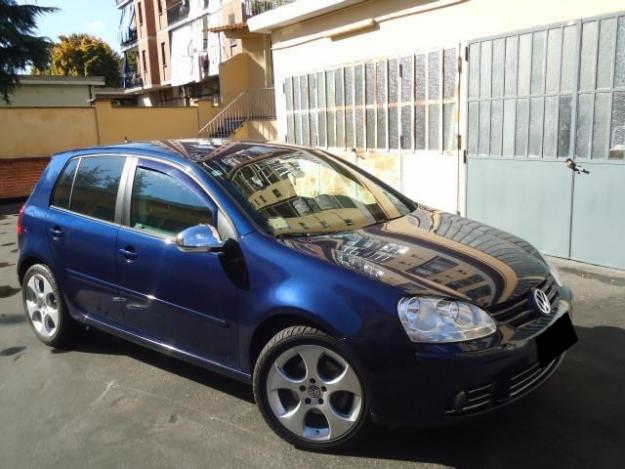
198 88 275 139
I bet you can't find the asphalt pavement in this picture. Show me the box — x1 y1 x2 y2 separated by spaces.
1 202 624 469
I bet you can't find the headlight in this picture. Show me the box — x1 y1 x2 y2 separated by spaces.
540 252 563 287
397 297 497 343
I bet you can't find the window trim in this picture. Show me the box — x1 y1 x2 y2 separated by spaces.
48 153 128 227
48 153 239 240
120 156 237 242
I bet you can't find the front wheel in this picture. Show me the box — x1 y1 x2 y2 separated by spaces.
253 326 369 451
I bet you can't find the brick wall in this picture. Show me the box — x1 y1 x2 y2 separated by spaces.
0 157 50 200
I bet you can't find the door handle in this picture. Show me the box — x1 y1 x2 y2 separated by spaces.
565 158 590 175
118 247 138 260
49 226 63 237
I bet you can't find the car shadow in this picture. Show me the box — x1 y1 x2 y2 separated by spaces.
334 324 625 468
57 326 255 404
57 323 625 467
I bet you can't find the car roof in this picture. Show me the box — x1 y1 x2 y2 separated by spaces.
57 139 308 168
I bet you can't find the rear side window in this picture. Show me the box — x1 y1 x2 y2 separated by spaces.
69 156 125 222
51 158 79 209
130 166 212 237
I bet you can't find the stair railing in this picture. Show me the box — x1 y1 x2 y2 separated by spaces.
198 88 276 138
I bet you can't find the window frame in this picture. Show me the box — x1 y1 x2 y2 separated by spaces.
48 154 130 227
120 156 230 241
49 153 239 240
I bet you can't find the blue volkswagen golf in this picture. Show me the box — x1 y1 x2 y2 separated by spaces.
17 140 577 450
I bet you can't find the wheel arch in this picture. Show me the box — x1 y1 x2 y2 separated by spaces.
247 310 337 374
18 255 47 285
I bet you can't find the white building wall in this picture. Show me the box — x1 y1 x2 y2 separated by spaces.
266 0 624 213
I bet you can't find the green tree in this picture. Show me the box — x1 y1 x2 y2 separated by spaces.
0 0 58 103
37 33 121 87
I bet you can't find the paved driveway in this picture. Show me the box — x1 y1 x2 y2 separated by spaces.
1 203 624 469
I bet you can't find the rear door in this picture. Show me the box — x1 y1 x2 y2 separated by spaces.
47 154 128 326
115 157 239 367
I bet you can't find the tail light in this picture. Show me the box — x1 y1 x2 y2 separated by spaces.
16 204 25 237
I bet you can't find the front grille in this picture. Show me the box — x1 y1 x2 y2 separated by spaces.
445 357 561 416
489 276 560 327
508 359 559 397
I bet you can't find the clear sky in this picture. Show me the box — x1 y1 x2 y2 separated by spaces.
19 0 121 51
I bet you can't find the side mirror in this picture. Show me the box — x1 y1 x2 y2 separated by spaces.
176 224 226 253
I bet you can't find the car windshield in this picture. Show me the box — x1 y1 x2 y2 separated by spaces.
202 147 415 237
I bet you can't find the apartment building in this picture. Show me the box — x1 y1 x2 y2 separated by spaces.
249 0 625 270
116 0 291 107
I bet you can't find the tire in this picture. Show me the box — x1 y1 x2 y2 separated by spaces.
253 326 369 451
22 264 75 348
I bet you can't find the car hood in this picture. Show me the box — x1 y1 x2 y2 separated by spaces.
279 207 550 309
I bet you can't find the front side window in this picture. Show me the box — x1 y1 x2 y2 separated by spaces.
51 158 79 209
130 166 213 238
68 156 125 222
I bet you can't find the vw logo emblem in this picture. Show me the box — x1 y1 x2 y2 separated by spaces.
532 289 551 315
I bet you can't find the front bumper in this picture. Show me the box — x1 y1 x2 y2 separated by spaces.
347 287 575 427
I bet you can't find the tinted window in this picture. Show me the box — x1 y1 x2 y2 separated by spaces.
51 158 79 209
130 167 212 237
70 156 125 222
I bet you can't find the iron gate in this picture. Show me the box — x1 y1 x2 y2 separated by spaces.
466 12 625 269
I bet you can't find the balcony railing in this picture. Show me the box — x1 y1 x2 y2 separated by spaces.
167 1 190 26
120 28 138 47
243 0 296 19
121 72 143 89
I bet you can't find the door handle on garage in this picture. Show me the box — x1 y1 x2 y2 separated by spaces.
49 226 63 237
118 247 138 260
564 158 591 175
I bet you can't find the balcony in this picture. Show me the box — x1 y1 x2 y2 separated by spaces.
167 1 190 26
121 72 143 89
120 29 138 47
243 0 297 19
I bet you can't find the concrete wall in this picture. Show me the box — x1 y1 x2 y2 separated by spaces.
94 100 200 144
219 53 267 104
0 100 272 198
0 84 94 107
0 107 99 159
232 119 278 141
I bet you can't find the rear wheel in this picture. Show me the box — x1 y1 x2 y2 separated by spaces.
22 264 75 348
253 326 369 450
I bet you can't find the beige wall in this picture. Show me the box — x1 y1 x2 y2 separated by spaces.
0 101 271 160
94 100 200 144
232 119 278 141
0 84 94 107
220 53 256 104
0 107 98 159
197 99 222 127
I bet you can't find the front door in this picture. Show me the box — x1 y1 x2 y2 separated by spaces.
116 158 239 367
47 155 126 326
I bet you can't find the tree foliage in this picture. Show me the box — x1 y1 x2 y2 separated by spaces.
0 0 58 103
36 33 121 87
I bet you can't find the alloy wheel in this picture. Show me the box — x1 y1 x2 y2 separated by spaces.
265 344 363 442
24 274 59 339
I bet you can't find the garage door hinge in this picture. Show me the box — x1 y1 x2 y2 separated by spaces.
465 45 470 61
457 134 462 149
463 149 468 164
